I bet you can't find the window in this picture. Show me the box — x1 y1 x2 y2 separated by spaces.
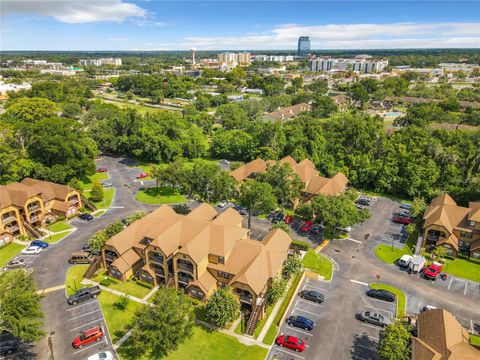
470 221 476 227
460 231 473 239
218 256 225 264
217 271 230 279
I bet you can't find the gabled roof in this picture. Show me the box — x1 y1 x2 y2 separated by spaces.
111 248 142 274
413 309 480 360
21 178 76 201
187 203 218 222
303 172 349 197
212 207 244 227
468 202 480 222
229 158 268 181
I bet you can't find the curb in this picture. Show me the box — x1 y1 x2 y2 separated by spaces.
278 272 306 327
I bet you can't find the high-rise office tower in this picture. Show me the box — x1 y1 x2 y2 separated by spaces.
298 36 311 56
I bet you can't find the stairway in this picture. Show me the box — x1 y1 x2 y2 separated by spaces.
166 274 175 288
245 298 265 336
81 195 97 211
84 255 102 279
22 219 43 238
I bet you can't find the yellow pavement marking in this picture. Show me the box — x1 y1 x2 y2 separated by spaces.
315 240 330 253
36 284 65 294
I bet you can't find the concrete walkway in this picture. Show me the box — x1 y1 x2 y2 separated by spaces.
81 278 150 305
113 329 132 350
142 286 159 301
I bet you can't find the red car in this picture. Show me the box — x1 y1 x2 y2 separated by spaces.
283 216 293 225
300 221 313 233
136 172 149 179
72 326 104 349
423 262 443 280
393 216 412 225
275 334 305 352
96 167 107 173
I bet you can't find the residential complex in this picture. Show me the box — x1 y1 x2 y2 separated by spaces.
412 309 480 360
101 204 291 315
263 103 311 121
422 193 480 258
253 54 295 62
79 58 122 67
216 52 251 66
230 156 349 201
0 179 82 245
309 55 389 73
297 36 311 56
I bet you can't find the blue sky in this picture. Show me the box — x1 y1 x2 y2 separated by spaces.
2 1 479 50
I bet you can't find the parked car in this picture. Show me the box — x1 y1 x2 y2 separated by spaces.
423 262 443 280
136 172 149 179
31 239 49 249
300 221 313 233
275 334 305 352
0 339 19 356
420 305 438 313
283 216 293 225
96 167 107 173
310 224 324 235
366 289 395 302
356 204 366 210
3 257 26 270
287 315 315 331
82 244 100 255
72 327 104 349
217 200 228 208
400 203 412 210
291 219 303 230
394 210 411 217
21 245 42 255
271 212 285 223
392 216 412 225
69 251 95 264
238 208 248 215
359 311 391 327
219 159 230 165
336 226 352 233
101 181 113 188
355 198 371 206
68 286 101 305
79 213 94 221
299 290 324 303
87 351 114 360
397 254 413 267
408 255 426 274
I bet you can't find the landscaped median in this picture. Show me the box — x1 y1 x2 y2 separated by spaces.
302 249 333 281
375 244 412 264
370 283 406 318
135 186 186 205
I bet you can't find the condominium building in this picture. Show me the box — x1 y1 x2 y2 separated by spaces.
422 194 480 258
216 52 251 65
230 156 349 202
79 58 122 67
0 179 82 244
101 204 291 314
253 55 295 62
310 55 389 73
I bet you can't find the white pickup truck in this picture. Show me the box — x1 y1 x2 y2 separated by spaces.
398 254 426 274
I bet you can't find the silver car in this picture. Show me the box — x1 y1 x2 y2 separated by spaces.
359 311 391 327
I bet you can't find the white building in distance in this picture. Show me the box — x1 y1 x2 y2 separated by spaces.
310 55 388 73
253 55 295 62
79 58 122 67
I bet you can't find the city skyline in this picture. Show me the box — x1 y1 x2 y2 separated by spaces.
1 1 479 51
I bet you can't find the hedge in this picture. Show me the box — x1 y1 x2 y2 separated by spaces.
290 240 309 252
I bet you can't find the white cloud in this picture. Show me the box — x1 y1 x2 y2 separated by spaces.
179 22 480 50
2 0 147 23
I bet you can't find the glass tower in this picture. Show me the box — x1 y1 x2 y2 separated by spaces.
297 36 311 56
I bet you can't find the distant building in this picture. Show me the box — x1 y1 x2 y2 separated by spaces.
439 63 480 73
297 36 311 56
309 55 388 73
79 58 122 67
0 81 31 100
263 103 311 122
216 52 251 66
253 55 295 62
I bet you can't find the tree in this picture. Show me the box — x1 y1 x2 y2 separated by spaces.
127 287 195 359
215 103 248 130
411 197 427 218
257 163 302 207
205 286 240 328
88 230 109 253
267 277 287 304
378 320 412 360
271 221 291 234
0 270 44 341
294 203 314 221
124 211 146 226
90 180 104 202
238 180 277 228
283 254 303 279
62 102 82 118
432 246 448 260
104 221 125 238
150 165 164 188
172 204 191 215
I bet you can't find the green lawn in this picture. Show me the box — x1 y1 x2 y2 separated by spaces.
46 221 73 233
98 292 144 342
118 326 268 360
86 188 115 209
65 265 90 296
91 270 151 299
79 172 109 191
0 243 25 268
470 334 480 346
253 302 274 338
94 210 106 217
44 230 74 244
263 273 302 345
135 187 186 205
375 244 412 264
302 249 333 281
442 257 480 283
370 283 406 318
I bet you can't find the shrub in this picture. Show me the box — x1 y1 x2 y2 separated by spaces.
283 254 303 279
136 280 153 289
114 294 130 310
99 278 112 286
267 277 287 304
173 204 191 215
205 286 240 328
290 240 309 252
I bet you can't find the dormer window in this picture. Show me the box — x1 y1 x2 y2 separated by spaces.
140 237 153 245
470 221 476 227
218 256 225 264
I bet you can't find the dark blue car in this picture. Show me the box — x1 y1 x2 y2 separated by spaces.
287 315 315 331
31 240 49 248
79 213 94 221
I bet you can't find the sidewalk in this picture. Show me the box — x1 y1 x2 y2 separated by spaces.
81 278 150 305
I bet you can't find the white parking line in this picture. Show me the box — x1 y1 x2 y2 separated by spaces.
464 282 468 295
359 322 382 330
350 279 369 286
447 278 453 290
364 305 393 316
368 336 380 341
285 325 313 336
272 347 305 359
304 283 329 292
65 300 98 311
298 299 323 307
68 309 101 321
72 339 106 355
70 318 104 332
356 344 378 352
292 308 321 318
347 238 363 244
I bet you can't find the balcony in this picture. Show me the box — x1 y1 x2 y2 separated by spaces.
2 215 17 225
149 253 164 265
6 225 19 232
69 197 80 205
178 274 193 284
239 294 253 304
177 261 194 273
27 204 40 212
149 264 165 277
105 252 118 262
29 215 40 222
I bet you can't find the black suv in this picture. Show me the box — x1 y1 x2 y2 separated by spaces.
366 289 396 302
271 212 285 224
68 286 101 305
299 290 324 303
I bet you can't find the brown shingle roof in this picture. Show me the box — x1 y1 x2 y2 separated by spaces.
264 103 311 121
189 270 217 294
413 309 480 360
21 178 76 201
212 207 243 227
0 183 41 208
111 249 141 275
303 172 349 197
